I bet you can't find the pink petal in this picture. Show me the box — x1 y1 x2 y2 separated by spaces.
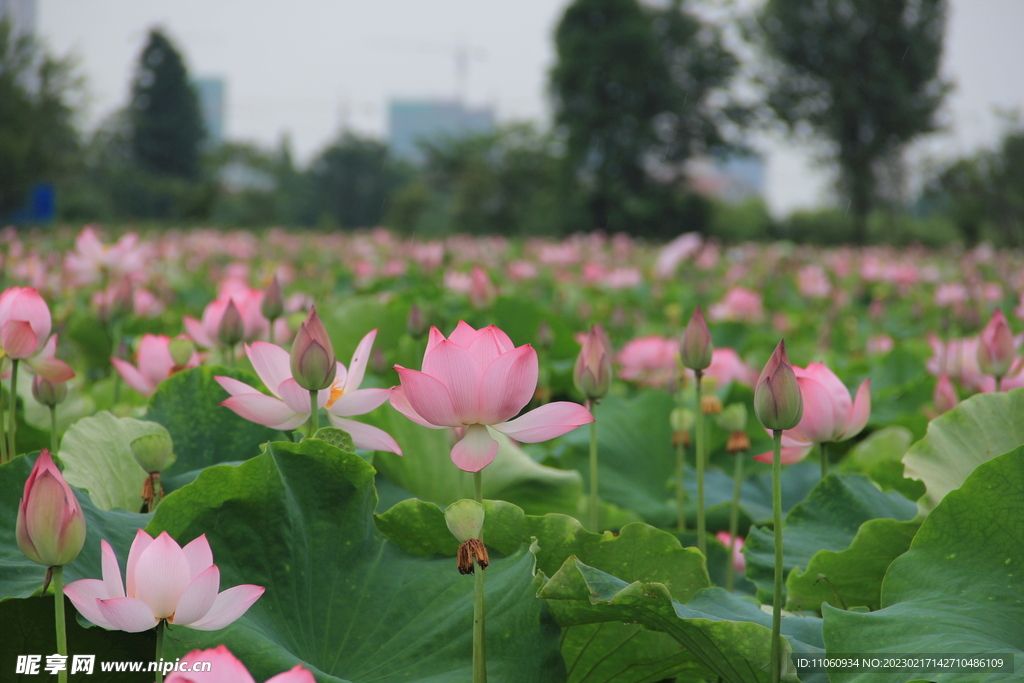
221 393 306 431
97 597 158 632
185 584 265 631
326 387 390 417
491 401 594 443
446 320 481 347
421 340 480 422
328 416 403 455
111 358 156 397
126 529 155 598
138 334 175 387
37 333 58 359
277 377 313 414
183 316 214 349
752 445 814 464
466 327 507 371
214 375 262 397
245 342 292 399
167 645 255 683
344 329 377 392
839 379 871 441
799 363 852 418
477 345 538 424
132 532 191 619
793 376 844 444
182 535 214 580
2 288 51 349
267 665 317 683
450 424 499 472
389 385 446 429
2 320 38 358
24 355 75 383
425 326 447 356
64 579 116 629
394 367 462 427
101 539 126 599
172 564 221 626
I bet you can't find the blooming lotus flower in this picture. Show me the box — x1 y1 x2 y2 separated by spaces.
64 227 148 287
0 287 75 381
215 330 401 454
754 361 870 464
16 450 86 567
617 335 678 388
390 321 594 472
64 530 264 632
184 289 273 349
708 287 764 323
166 645 314 683
111 334 201 397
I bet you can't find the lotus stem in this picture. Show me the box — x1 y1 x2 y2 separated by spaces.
473 469 487 683
695 369 706 556
0 383 8 463
308 390 319 438
52 565 67 683
587 399 599 532
675 380 686 532
8 358 18 457
727 449 745 592
155 620 165 683
50 406 58 455
771 428 784 683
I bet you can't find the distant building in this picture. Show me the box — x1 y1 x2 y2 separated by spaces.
0 0 35 37
193 77 225 146
388 100 495 163
686 153 765 204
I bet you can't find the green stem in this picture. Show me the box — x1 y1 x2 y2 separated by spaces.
695 370 706 556
0 380 8 464
155 620 165 683
820 442 828 480
675 380 686 532
588 401 599 532
150 473 162 512
726 450 745 592
472 470 487 683
228 344 236 369
8 358 18 457
52 565 67 683
308 390 319 438
771 429 784 683
268 318 276 346
50 406 58 455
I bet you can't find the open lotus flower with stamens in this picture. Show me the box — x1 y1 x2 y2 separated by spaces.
0 287 75 382
64 530 264 632
111 334 201 397
754 362 870 464
215 330 402 454
166 645 315 683
390 321 594 472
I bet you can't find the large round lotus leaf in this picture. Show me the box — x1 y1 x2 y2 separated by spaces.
903 388 1024 512
144 438 564 683
821 446 1024 682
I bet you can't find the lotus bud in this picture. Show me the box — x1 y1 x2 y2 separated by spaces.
406 304 428 339
16 450 86 567
445 499 489 575
536 320 555 350
933 374 959 414
977 309 1015 379
32 374 67 407
469 265 496 309
218 299 246 347
168 336 195 368
290 306 337 391
716 403 748 433
130 430 176 474
574 325 612 401
680 306 713 370
754 340 804 431
261 275 284 321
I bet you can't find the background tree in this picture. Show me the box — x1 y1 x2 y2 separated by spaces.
550 0 738 237
756 0 950 243
130 29 205 179
0 20 81 215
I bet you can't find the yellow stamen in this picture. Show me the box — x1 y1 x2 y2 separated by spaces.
325 382 345 408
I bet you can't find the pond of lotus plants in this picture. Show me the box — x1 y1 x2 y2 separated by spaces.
1 226 1022 682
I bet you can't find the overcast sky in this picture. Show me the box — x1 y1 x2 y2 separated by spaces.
37 0 1024 216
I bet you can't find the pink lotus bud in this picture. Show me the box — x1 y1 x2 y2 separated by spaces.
406 304 428 339
261 275 284 321
16 450 86 567
168 336 195 368
574 325 612 400
536 321 555 350
680 305 713 370
0 286 53 359
217 299 246 347
31 373 67 407
977 309 1015 378
933 374 959 414
290 306 337 391
469 266 496 309
754 340 803 431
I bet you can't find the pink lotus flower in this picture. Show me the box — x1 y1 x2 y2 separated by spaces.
17 450 86 567
215 330 401 454
64 530 264 632
709 287 764 323
390 321 594 472
64 227 148 287
617 335 678 389
166 645 314 683
715 531 745 574
0 287 75 381
185 287 284 349
925 334 1024 393
111 334 201 397
754 362 870 464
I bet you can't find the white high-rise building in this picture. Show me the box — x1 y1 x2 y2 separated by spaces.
0 0 36 38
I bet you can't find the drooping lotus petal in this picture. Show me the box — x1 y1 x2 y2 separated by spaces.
752 445 815 465
221 393 307 431
477 344 538 424
492 402 595 443
185 584 266 631
171 564 221 625
393 367 462 428
25 354 75 383
328 416 403 455
64 579 116 629
97 597 157 632
111 358 156 396
450 424 499 472
215 375 263 397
